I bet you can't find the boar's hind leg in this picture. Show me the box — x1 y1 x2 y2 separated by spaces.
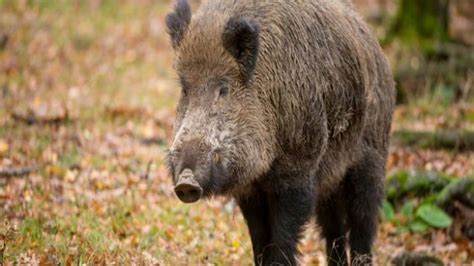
237 188 271 266
343 148 385 265
316 195 348 266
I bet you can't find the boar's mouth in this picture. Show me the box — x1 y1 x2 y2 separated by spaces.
205 154 233 195
171 150 234 203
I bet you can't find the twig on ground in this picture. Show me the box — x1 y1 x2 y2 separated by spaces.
392 130 474 151
11 108 70 126
0 165 38 178
142 161 153 180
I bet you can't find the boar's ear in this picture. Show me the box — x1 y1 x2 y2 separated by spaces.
223 17 260 83
166 0 192 49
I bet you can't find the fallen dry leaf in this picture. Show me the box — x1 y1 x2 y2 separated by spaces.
0 139 8 156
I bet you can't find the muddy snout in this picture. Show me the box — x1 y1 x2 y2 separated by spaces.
174 169 203 203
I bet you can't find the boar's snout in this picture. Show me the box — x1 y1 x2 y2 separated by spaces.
174 169 203 203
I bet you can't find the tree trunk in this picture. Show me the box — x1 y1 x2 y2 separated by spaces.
389 0 450 50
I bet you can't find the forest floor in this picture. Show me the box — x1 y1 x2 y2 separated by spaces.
1 1 473 265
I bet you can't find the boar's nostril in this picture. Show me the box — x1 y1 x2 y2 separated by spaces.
174 169 203 203
174 182 203 203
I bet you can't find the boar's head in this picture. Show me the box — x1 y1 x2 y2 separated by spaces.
165 0 275 203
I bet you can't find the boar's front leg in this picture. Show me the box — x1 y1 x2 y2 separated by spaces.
238 179 314 266
264 178 314 265
237 187 271 265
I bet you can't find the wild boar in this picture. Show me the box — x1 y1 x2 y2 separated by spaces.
165 0 396 265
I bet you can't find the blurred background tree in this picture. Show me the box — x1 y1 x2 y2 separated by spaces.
355 0 473 104
389 0 449 49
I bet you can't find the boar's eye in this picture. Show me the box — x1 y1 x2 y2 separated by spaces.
181 86 188 96
180 76 190 96
219 85 229 97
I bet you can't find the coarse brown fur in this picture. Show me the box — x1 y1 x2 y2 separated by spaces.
165 0 396 265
